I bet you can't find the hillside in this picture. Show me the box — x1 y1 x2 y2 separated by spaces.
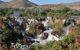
36 2 80 10
7 0 37 8
36 4 66 10
0 0 37 8
65 2 80 10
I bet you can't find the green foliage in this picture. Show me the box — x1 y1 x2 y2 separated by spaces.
0 8 14 16
44 41 62 50
61 7 71 13
31 41 62 50
62 35 73 44
0 7 80 19
2 27 9 42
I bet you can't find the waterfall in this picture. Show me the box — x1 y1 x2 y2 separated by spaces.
31 29 60 45
63 19 75 35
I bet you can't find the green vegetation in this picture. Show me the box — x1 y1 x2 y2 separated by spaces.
30 35 80 50
51 21 64 30
0 7 80 19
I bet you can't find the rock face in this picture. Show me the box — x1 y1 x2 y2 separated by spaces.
7 0 37 8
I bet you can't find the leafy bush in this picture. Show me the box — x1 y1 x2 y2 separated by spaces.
62 35 73 44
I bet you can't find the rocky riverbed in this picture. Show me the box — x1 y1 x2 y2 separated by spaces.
0 16 80 50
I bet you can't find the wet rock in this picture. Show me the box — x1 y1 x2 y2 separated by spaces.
64 19 76 26
20 21 26 33
41 32 48 40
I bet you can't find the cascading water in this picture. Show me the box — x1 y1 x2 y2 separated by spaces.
26 17 61 45
10 14 75 46
63 19 75 35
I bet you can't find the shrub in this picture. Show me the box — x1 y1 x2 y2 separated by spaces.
62 35 73 44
